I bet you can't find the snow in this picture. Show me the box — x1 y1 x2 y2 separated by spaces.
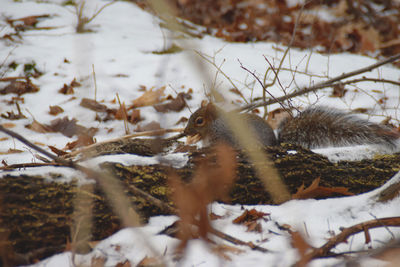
1 0 400 266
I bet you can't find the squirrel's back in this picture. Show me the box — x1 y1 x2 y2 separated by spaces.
184 103 277 147
277 106 399 149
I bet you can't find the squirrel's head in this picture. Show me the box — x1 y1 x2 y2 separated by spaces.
184 102 218 143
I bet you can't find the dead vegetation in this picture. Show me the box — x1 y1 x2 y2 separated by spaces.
1 0 400 266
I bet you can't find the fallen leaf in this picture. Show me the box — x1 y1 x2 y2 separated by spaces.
49 105 64 115
233 208 269 232
290 231 312 267
135 121 162 132
80 98 108 112
131 86 165 108
209 212 224 220
1 110 26 120
8 14 50 29
137 256 161 267
114 102 128 121
292 178 354 199
58 78 80 95
91 256 106 267
0 79 39 95
26 120 53 133
48 145 68 156
64 134 96 150
211 244 244 261
154 92 187 112
49 117 97 138
0 123 15 128
58 83 74 95
0 148 24 155
115 260 131 267
168 144 237 250
128 109 141 124
330 83 347 98
233 208 269 224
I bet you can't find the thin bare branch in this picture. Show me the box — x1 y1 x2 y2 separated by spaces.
304 217 400 262
242 53 400 112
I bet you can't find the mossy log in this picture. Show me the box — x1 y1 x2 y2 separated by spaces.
1 143 400 264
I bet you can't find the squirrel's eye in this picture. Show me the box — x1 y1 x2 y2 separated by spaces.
195 116 205 126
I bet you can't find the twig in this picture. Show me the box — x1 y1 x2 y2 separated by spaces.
303 217 400 262
195 51 248 104
333 77 400 88
65 128 184 158
209 227 269 252
238 60 289 113
0 162 64 171
0 125 69 164
242 53 400 111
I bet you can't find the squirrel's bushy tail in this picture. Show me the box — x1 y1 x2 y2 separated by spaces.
277 106 400 149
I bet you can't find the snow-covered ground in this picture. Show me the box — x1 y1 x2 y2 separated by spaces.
1 0 400 266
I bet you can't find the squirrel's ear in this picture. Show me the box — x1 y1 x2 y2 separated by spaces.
200 100 208 108
205 103 218 119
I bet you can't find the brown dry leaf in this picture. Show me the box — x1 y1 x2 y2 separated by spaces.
131 86 165 108
233 208 269 224
378 96 388 105
168 144 237 250
49 117 97 138
48 145 68 156
8 15 50 28
0 148 24 155
26 120 53 133
209 212 224 220
64 134 96 150
0 79 39 95
1 123 15 128
211 244 244 261
115 260 131 267
135 121 162 132
292 178 354 199
137 256 162 267
114 102 128 121
91 256 106 267
0 137 9 141
330 83 347 98
49 105 64 115
80 98 108 112
70 78 81 87
290 231 312 267
128 109 141 124
335 23 380 53
58 79 80 95
153 92 189 113
233 208 269 232
58 83 74 95
245 221 262 232
1 110 26 120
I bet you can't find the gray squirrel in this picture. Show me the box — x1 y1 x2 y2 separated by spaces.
183 103 400 150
